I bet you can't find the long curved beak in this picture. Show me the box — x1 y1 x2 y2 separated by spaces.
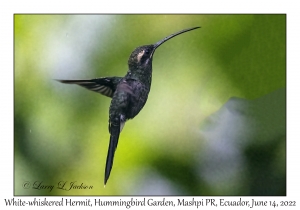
153 26 200 51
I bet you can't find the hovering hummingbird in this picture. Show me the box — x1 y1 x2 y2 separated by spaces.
57 26 200 185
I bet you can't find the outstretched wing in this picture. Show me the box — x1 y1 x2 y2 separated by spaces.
57 77 122 98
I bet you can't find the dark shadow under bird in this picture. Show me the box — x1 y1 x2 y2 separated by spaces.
57 26 200 185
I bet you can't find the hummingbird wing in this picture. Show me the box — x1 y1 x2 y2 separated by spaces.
57 77 122 98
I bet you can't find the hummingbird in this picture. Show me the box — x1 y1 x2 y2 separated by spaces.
57 26 200 185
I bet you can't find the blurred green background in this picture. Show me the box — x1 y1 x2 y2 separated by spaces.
14 15 286 195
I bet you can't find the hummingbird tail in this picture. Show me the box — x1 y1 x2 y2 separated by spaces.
104 115 121 185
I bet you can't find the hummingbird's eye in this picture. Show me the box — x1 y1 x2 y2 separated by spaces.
136 48 151 64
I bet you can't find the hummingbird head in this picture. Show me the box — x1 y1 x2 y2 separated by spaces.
128 45 156 70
